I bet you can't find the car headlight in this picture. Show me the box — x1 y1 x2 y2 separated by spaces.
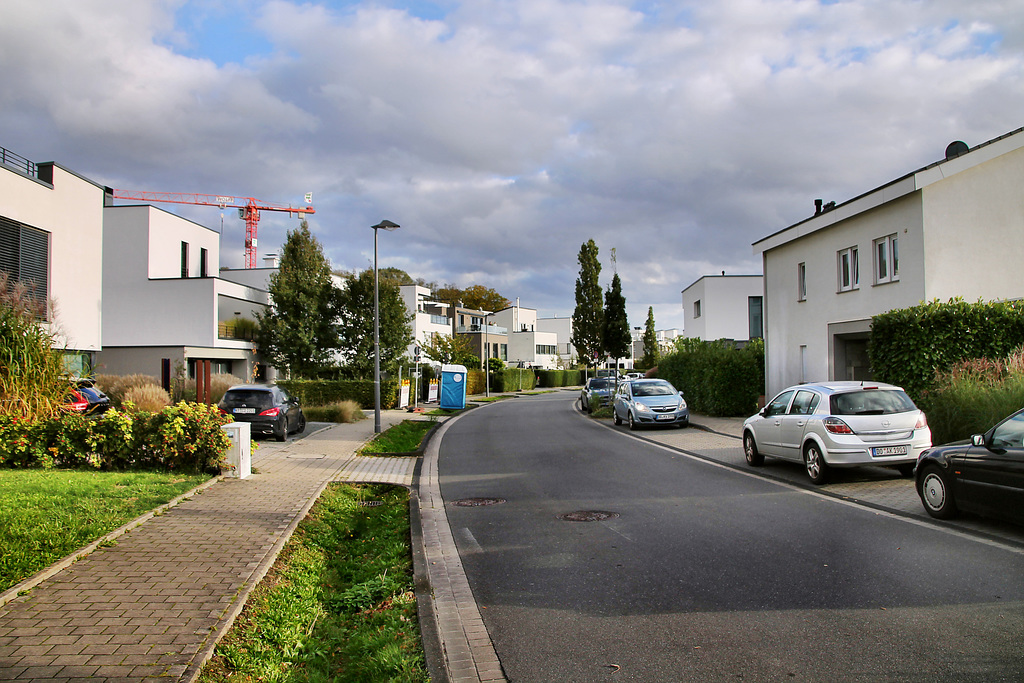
679 399 687 409
634 403 651 412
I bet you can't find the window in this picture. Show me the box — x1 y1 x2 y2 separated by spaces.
837 246 858 292
789 390 820 415
765 390 795 417
200 247 209 278
693 300 702 319
797 262 806 301
180 241 189 278
536 344 557 355
873 234 899 284
748 296 763 339
0 216 49 313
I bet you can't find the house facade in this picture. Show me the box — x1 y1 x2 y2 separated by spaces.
491 305 558 369
753 127 1024 398
399 284 453 360
681 274 764 342
1 147 106 375
96 203 270 381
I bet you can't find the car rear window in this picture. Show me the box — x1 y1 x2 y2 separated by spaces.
221 390 274 409
590 379 613 389
830 389 917 415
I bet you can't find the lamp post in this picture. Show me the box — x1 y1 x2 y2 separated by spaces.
371 219 400 433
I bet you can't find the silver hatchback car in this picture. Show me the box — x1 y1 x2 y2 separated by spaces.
742 381 931 484
613 379 689 430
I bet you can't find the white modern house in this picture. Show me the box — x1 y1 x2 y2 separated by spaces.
753 126 1024 398
537 316 576 366
399 284 453 359
491 304 559 369
681 274 764 342
96 202 270 381
1 146 106 375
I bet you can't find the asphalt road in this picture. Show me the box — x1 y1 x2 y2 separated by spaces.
439 392 1024 682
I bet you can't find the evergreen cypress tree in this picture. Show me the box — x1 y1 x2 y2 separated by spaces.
642 306 659 368
571 240 604 369
602 272 631 367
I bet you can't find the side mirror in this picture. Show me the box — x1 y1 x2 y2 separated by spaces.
972 434 986 447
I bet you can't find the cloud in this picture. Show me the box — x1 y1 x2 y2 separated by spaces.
2 0 1023 332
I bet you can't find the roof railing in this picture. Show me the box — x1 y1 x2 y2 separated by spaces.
0 145 38 178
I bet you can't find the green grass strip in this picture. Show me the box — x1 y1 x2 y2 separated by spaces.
359 420 434 455
0 470 210 592
200 483 427 683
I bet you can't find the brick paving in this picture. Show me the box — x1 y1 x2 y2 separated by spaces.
0 411 421 683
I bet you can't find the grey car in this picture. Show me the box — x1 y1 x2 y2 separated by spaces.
581 377 615 412
613 379 689 430
218 384 306 442
742 381 931 484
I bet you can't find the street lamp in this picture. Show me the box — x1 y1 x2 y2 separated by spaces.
371 219 400 433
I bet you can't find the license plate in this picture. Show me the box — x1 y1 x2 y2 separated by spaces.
872 445 908 457
656 414 674 421
233 407 256 414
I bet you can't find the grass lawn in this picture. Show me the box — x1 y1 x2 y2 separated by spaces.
359 420 435 455
0 469 211 593
199 483 427 683
474 394 515 403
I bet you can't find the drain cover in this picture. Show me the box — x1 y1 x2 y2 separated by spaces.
558 510 619 522
451 497 506 507
358 500 384 507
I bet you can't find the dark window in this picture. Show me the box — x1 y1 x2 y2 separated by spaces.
0 215 49 311
181 241 189 278
830 389 917 415
748 296 763 339
200 247 209 277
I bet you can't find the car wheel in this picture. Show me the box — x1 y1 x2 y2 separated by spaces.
296 413 306 434
613 410 622 426
274 418 287 442
628 412 638 431
896 463 915 477
744 432 764 466
804 442 829 485
918 465 958 519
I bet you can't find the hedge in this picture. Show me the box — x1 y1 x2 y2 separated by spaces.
535 370 583 388
869 298 1024 399
278 379 399 409
656 339 764 417
0 403 231 472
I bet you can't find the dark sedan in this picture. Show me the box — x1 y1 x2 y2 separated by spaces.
916 407 1024 523
218 384 306 441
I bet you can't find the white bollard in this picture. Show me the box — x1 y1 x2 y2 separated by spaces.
220 422 251 479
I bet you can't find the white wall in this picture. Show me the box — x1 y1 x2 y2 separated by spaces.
681 275 762 341
1 162 105 352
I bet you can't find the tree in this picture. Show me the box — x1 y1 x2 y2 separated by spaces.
420 333 479 366
571 240 603 368
255 221 341 378
336 269 414 378
377 267 415 286
641 306 659 368
602 272 631 365
461 284 510 313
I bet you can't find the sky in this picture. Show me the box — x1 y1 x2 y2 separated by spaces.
2 0 1023 333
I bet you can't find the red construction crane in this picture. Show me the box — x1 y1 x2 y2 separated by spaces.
111 190 315 268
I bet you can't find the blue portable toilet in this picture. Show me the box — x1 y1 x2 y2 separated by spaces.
439 364 468 410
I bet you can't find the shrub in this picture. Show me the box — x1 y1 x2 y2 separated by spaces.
278 379 400 409
658 338 764 417
97 374 161 406
210 373 246 404
303 400 367 423
123 384 172 412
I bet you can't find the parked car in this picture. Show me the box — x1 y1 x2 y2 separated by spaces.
916 407 1024 523
742 381 930 484
581 377 616 412
218 384 306 441
625 372 643 380
63 378 111 416
613 379 689 430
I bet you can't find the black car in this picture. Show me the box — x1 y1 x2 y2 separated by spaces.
916 407 1024 523
218 384 306 441
64 378 111 416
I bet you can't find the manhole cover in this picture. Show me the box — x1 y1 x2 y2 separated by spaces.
557 510 619 522
451 497 506 507
358 500 384 507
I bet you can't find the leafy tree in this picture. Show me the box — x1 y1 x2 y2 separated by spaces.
602 272 631 363
256 221 341 378
461 284 511 313
642 306 659 368
571 240 603 368
377 267 415 286
337 269 414 378
420 333 479 366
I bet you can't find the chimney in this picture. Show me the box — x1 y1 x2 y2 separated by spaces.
814 199 823 216
263 253 279 268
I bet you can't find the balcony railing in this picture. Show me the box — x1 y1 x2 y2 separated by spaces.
218 320 256 341
456 324 507 335
429 314 450 326
1 145 38 178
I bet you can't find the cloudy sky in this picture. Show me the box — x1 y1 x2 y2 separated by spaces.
2 1 1022 331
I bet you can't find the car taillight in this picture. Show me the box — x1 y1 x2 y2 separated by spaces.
823 417 854 434
66 389 88 413
916 412 928 429
259 407 281 417
218 407 229 415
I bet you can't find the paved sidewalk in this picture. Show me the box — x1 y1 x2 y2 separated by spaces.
0 410 420 682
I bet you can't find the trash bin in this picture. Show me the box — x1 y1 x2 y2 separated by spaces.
439 364 468 410
220 422 252 479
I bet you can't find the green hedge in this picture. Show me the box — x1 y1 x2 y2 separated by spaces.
278 379 399 409
657 339 764 417
869 299 1024 399
535 369 583 388
0 403 231 471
